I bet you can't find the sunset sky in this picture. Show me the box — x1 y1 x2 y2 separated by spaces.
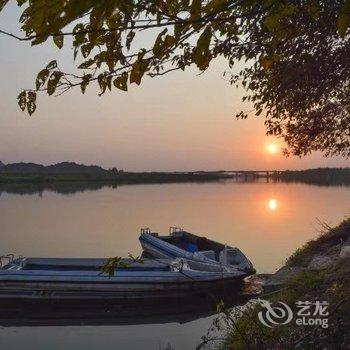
0 3 349 171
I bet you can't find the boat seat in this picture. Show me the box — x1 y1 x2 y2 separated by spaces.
198 250 216 261
219 248 243 265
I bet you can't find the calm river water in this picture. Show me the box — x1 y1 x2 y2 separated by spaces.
0 180 349 349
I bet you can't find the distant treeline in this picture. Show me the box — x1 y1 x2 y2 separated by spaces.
1 162 349 187
0 161 230 185
277 168 350 186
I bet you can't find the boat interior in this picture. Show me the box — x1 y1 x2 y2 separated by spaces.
1 257 172 272
162 231 224 255
156 229 249 267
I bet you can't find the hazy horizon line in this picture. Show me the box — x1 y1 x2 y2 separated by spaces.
1 160 349 173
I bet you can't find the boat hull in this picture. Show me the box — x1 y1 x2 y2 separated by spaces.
0 258 245 301
0 277 244 302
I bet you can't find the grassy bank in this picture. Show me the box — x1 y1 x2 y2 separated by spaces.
201 218 350 350
286 219 350 267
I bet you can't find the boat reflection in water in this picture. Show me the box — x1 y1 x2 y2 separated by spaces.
0 282 252 328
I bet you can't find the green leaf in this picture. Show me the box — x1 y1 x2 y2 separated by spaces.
106 75 112 91
216 300 225 313
189 0 202 30
53 32 64 49
17 91 26 111
73 23 87 48
204 0 227 15
27 91 36 116
47 71 63 96
193 26 212 70
153 28 168 58
113 72 128 91
78 58 95 69
80 74 92 94
128 253 144 264
164 35 176 50
97 73 108 94
126 31 135 51
36 68 49 90
46 60 57 70
100 256 130 278
153 32 176 59
264 14 280 32
130 59 148 85
81 43 94 58
174 22 186 38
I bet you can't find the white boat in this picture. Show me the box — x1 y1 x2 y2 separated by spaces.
0 255 247 302
139 227 255 276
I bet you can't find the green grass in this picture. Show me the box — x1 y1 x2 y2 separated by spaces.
286 218 350 267
217 260 350 350
203 218 350 350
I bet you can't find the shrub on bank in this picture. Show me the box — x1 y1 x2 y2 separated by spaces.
199 218 350 350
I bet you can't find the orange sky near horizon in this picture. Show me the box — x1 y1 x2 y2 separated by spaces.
0 3 349 171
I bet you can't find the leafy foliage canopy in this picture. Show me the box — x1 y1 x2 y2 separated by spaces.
1 0 350 157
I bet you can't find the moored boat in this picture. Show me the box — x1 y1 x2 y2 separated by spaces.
139 227 255 275
0 255 246 302
0 227 255 302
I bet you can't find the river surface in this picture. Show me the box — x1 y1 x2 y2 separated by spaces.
0 180 349 349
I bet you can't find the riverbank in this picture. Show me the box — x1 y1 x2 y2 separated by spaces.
201 218 350 350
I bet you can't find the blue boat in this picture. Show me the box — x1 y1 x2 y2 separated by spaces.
0 255 248 302
139 227 255 275
0 227 255 302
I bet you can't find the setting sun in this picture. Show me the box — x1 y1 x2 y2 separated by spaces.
268 198 279 211
267 143 278 154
